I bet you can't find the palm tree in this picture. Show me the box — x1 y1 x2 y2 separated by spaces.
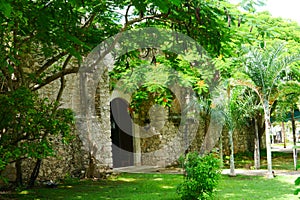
219 83 252 176
232 86 263 169
225 85 236 176
238 43 300 178
274 81 300 170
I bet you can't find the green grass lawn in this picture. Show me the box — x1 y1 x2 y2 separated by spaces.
3 173 182 200
225 151 300 170
2 173 299 200
216 175 299 200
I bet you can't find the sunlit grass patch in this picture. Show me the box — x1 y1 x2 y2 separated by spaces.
116 177 136 182
2 172 299 200
216 175 299 200
161 185 174 189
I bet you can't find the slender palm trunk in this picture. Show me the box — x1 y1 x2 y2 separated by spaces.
228 129 236 176
263 101 273 178
254 118 260 169
282 122 286 148
219 133 223 168
291 108 297 171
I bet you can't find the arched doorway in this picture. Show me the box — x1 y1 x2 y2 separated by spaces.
110 98 134 168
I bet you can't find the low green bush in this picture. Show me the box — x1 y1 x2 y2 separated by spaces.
294 176 300 196
177 152 221 200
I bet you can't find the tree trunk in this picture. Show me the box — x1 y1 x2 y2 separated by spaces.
15 159 23 187
263 101 273 178
282 122 286 148
291 108 297 171
86 152 96 178
219 133 223 168
254 118 260 169
228 130 236 176
27 158 42 188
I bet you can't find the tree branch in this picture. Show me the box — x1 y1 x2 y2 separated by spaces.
81 13 97 29
81 11 171 75
36 52 68 76
125 4 132 24
32 67 79 91
56 55 72 102
122 12 170 30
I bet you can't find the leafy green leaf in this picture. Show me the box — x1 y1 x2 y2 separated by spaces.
0 0 12 18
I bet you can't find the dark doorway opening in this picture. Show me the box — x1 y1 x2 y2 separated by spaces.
110 98 134 168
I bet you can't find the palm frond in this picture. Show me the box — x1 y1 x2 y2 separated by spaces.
241 42 300 100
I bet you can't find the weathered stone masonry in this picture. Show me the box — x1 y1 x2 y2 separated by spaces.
3 68 259 183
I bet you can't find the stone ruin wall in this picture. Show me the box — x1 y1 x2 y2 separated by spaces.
2 68 261 183
3 69 114 183
138 112 260 167
140 120 205 167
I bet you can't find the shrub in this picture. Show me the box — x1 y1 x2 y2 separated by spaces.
294 177 300 196
177 152 221 200
0 87 75 187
